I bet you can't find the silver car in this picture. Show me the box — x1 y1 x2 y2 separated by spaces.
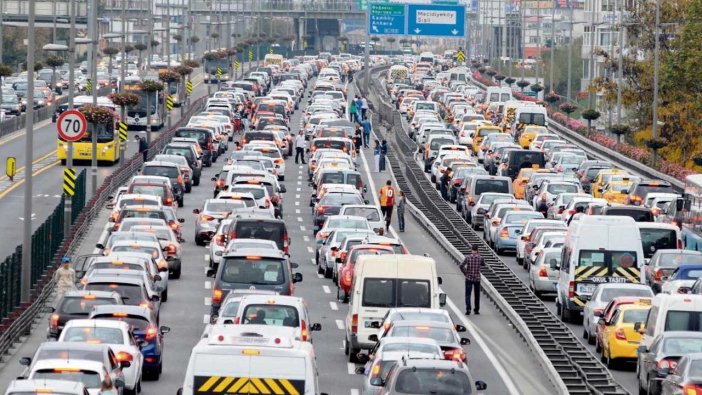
528 247 561 297
582 283 653 344
193 197 254 246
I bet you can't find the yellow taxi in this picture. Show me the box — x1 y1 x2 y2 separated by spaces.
600 301 651 367
592 169 630 198
601 179 635 205
518 125 549 148
513 168 550 199
472 125 502 154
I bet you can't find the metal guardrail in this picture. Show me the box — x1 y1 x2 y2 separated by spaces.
0 93 207 360
362 66 630 395
467 77 685 192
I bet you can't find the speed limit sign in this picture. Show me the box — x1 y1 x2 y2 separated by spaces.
56 109 88 142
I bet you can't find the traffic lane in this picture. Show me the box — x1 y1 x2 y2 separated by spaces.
407 155 641 393
357 143 553 395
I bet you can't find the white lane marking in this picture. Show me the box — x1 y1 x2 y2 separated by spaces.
445 297 521 395
297 181 302 185
295 194 301 199
297 217 303 222
329 301 338 311
203 315 210 324
295 209 301 214
350 390 360 395
303 235 310 242
204 254 210 262
296 187 301 192
300 225 307 231
347 363 355 375
204 297 212 306
204 281 211 290
307 246 313 253
336 319 345 330
310 258 316 265
322 285 331 294
360 144 400 238
295 201 300 206
317 273 324 278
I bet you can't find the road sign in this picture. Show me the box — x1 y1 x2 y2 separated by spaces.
216 67 222 79
248 49 253 61
63 168 77 197
118 121 128 141
234 60 240 71
85 79 92 94
56 109 88 142
368 3 406 36
6 157 15 181
407 4 465 37
186 80 193 95
166 95 174 111
456 50 465 62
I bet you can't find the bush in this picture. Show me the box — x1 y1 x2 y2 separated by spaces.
158 70 180 83
494 74 506 82
645 137 669 151
183 59 200 68
140 80 164 92
109 92 140 107
102 47 119 56
559 102 578 114
504 77 516 86
134 43 147 51
0 64 12 77
172 34 183 42
544 93 560 104
610 124 631 139
516 80 530 90
45 55 64 69
530 83 544 93
79 105 117 124
477 66 486 73
582 109 601 121
485 69 497 77
190 36 200 44
174 65 193 76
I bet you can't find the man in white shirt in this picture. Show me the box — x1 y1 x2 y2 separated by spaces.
294 131 307 164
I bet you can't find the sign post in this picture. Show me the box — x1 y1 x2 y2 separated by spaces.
56 108 87 233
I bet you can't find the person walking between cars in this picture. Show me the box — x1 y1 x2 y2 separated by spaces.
353 127 362 154
136 134 148 162
360 118 372 148
440 167 452 201
379 180 396 229
397 191 406 232
350 98 358 123
537 194 549 217
373 140 381 172
460 245 484 315
361 97 369 120
379 140 388 172
294 131 306 164
54 256 76 298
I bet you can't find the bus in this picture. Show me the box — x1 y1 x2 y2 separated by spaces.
203 51 230 83
123 76 165 130
56 95 121 165
662 175 702 250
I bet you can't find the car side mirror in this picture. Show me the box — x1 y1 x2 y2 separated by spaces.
364 200 369 204
206 268 216 277
355 366 366 375
368 334 378 342
460 337 471 345
178 218 185 223
310 323 321 331
657 367 670 377
151 295 160 302
96 243 105 249
597 187 603 193
356 353 370 365
177 388 183 395
595 310 604 317
598 318 606 326
455 324 466 332
293 272 303 283
634 322 643 332
475 381 488 391
192 208 200 214
638 344 648 354
160 325 171 335
439 292 447 307
290 262 299 269
120 361 131 369
154 275 162 282
211 177 217 182
19 357 31 366
138 340 149 349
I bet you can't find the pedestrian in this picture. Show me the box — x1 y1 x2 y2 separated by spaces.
349 99 358 123
136 134 148 162
373 140 381 172
379 140 388 172
536 194 549 217
54 256 76 298
353 126 362 154
234 141 241 151
294 131 306 164
361 96 369 120
460 245 484 315
567 205 586 226
360 118 372 148
379 180 396 229
440 167 452 200
397 191 406 232
355 96 364 120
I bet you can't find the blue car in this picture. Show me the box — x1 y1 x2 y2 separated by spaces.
90 305 170 380
494 211 545 255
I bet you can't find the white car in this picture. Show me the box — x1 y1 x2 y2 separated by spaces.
234 294 321 342
339 205 385 235
228 184 275 217
208 219 232 271
27 358 114 395
515 219 567 266
58 319 143 393
5 379 88 395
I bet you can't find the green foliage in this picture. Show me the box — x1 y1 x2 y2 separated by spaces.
150 40 160 48
582 108 601 121
541 37 583 97
22 61 43 72
45 55 64 69
158 70 180 83
190 36 200 44
504 77 516 86
109 92 140 107
140 79 164 92
79 105 116 124
210 33 220 39
530 83 544 93
560 102 578 114
494 74 506 82
610 124 631 138
134 43 147 51
646 137 669 151
172 34 183 42
485 69 497 77
544 93 560 103
516 80 530 89
183 59 200 68
102 47 119 56
174 65 193 76
0 65 12 77
124 45 135 54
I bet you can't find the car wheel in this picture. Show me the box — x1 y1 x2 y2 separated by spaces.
595 336 602 353
193 177 200 186
638 375 648 395
161 289 168 302
171 266 181 279
456 202 462 212
317 263 324 275
185 184 192 193
496 247 503 255
195 235 205 246
177 198 184 208
324 266 332 279
582 327 588 340
523 259 529 270
516 257 523 266
344 337 350 355
124 386 137 395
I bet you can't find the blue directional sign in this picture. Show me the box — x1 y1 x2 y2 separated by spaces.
368 3 406 36
407 4 466 37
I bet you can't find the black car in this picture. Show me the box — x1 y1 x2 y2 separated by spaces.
46 290 123 339
161 143 202 186
174 127 217 167
600 205 655 222
504 150 546 180
637 332 702 395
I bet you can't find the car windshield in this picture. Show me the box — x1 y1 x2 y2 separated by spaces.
35 348 102 363
504 213 543 224
658 253 702 268
640 229 678 258
676 268 702 280
394 368 472 394
205 200 247 212
129 185 165 197
547 184 579 194
84 283 144 305
320 194 362 206
220 257 285 285
326 218 368 229
600 287 651 301
33 370 101 388
474 180 510 195
92 314 150 331
143 166 178 179
390 326 455 343
122 210 164 220
241 304 300 327
231 187 265 200
58 297 115 315
342 208 380 222
662 338 702 354
430 139 454 150
62 326 124 344
362 279 430 308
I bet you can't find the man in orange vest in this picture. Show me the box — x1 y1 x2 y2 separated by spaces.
379 180 396 229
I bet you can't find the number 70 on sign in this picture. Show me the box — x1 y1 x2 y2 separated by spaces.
56 109 88 142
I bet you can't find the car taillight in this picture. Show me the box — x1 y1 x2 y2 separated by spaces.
165 198 173 206
655 268 664 281
283 233 289 254
208 142 214 151
615 328 626 340
682 384 702 395
558 207 564 214
200 214 215 222
539 265 548 277
316 206 329 215
177 175 183 184
115 351 133 362
216 179 225 188
443 348 465 362
145 325 157 341
212 288 223 304
169 221 179 230
568 281 575 298
567 209 575 216
631 195 642 205
180 167 190 174
316 231 329 241
301 320 308 341
658 358 678 370
166 244 176 256
499 227 509 238
50 314 59 329
215 234 225 246
351 314 358 333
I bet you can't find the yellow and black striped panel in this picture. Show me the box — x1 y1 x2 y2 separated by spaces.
194 376 305 395
63 168 77 197
574 266 609 282
572 296 586 307
613 266 641 283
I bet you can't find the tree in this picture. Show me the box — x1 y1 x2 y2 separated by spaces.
124 45 134 54
190 36 200 44
150 40 160 48
22 61 43 72
172 34 183 42
0 65 13 94
582 108 601 132
516 79 530 91
504 77 516 87
45 55 64 93
370 36 380 54
109 93 139 128
646 137 669 166
610 124 631 143
386 37 396 53
102 47 119 81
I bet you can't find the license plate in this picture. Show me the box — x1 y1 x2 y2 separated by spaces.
577 283 597 295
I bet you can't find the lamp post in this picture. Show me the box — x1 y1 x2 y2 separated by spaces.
651 0 660 141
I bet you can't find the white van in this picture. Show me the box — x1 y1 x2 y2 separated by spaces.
514 104 547 134
637 293 702 348
484 87 512 104
180 325 325 395
557 216 646 322
344 255 446 361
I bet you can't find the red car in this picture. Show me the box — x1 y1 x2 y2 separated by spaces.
337 244 395 303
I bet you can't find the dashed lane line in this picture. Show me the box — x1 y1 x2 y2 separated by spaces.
322 285 331 294
329 302 338 311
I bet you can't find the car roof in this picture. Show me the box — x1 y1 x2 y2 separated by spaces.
223 247 286 259
31 358 105 371
63 318 130 329
60 290 121 299
91 304 153 318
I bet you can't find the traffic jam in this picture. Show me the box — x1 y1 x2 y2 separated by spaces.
387 51 702 394
4 52 487 395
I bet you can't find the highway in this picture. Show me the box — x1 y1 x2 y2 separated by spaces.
0 77 557 394
0 72 207 259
